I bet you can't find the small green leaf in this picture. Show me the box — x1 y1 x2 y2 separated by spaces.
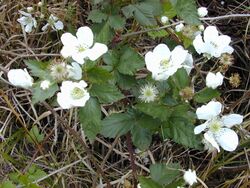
132 125 152 151
1 181 16 188
25 60 50 79
90 83 124 103
108 15 126 30
150 163 180 185
115 72 137 90
27 125 44 143
163 118 202 149
117 47 144 75
194 87 220 103
79 98 102 141
162 1 177 19
32 82 58 104
88 9 108 23
101 113 134 138
136 103 173 121
87 67 113 83
138 176 162 188
92 22 113 44
170 0 200 25
170 68 190 90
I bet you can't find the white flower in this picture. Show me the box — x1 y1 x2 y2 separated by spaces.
137 184 141 188
17 11 37 33
183 169 197 186
206 72 224 89
193 26 234 58
40 80 50 90
194 101 243 152
161 16 169 24
139 84 158 103
60 26 108 65
145 44 193 81
66 62 82 80
57 80 90 109
38 2 43 7
197 7 208 17
27 7 34 13
42 14 64 31
175 23 184 32
7 68 33 88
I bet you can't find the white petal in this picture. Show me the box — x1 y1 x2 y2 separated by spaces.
215 128 238 151
41 24 49 31
72 52 87 65
206 72 224 89
87 42 108 61
193 34 205 54
221 114 243 128
171 45 188 66
204 132 220 152
145 51 159 73
61 33 78 47
19 10 31 17
67 62 82 80
194 121 208 134
25 23 33 33
57 92 72 109
76 26 93 48
17 16 28 25
152 44 171 61
204 26 219 43
54 21 64 30
7 69 33 88
60 46 76 58
182 53 193 74
196 101 222 120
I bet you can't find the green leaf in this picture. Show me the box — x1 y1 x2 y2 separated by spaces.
27 165 47 182
1 181 16 188
132 125 152 151
90 83 124 103
87 67 113 83
170 68 190 90
103 50 120 66
88 9 108 23
117 47 144 75
162 1 177 19
92 22 113 44
27 125 44 143
25 60 50 79
108 15 126 30
122 3 157 26
138 176 162 188
163 118 202 149
170 0 200 25
194 87 220 103
144 0 162 16
32 82 58 104
79 98 102 141
150 163 180 185
115 72 137 90
136 103 173 121
148 30 169 39
101 113 134 138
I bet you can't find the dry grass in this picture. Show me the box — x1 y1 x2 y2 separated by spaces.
0 0 250 187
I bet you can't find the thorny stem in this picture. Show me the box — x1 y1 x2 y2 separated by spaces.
126 133 137 188
121 13 250 38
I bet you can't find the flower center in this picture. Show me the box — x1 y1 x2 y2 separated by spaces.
144 89 153 97
209 120 222 133
71 87 85 99
77 45 86 53
160 59 170 69
210 41 218 48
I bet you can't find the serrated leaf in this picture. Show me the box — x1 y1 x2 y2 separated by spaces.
79 98 102 141
25 60 50 79
150 163 180 185
32 82 58 104
90 83 123 103
132 125 152 151
27 125 44 143
101 113 134 138
170 68 190 90
162 1 177 19
87 67 113 83
88 9 108 23
117 47 144 75
194 87 220 103
136 103 173 121
108 15 126 30
170 0 200 25
163 118 202 149
92 22 113 44
122 3 157 26
139 176 162 188
115 71 136 89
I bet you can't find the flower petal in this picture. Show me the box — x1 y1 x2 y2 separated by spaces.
76 26 93 48
171 45 188 66
221 114 243 128
152 44 171 61
61 33 78 47
194 121 208 134
204 131 220 152
87 42 108 61
204 26 219 43
25 23 33 33
41 23 49 31
215 128 238 151
54 21 64 30
196 101 222 120
206 72 224 89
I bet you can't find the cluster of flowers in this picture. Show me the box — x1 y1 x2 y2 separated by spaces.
17 2 64 33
